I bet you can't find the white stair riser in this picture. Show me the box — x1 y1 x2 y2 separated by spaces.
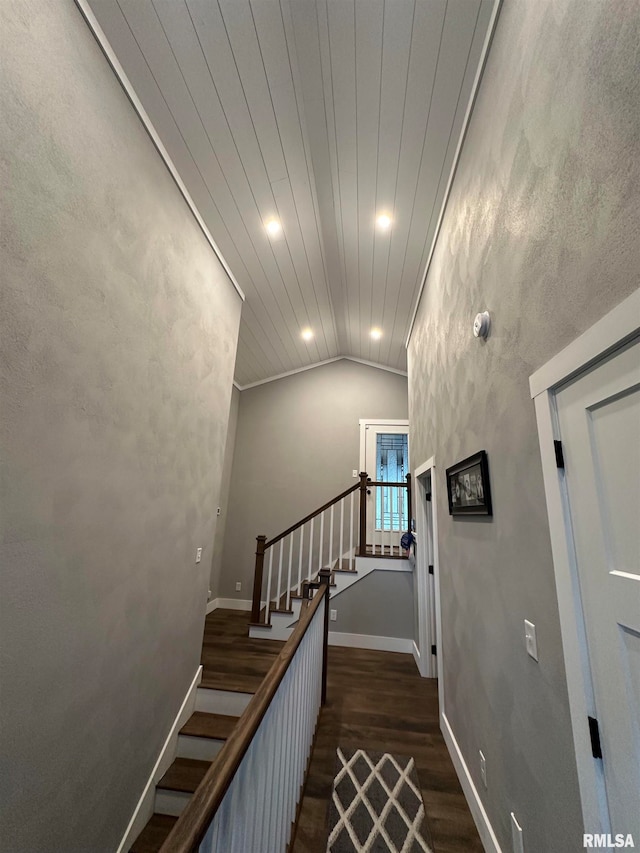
154 788 190 817
249 558 387 641
177 734 225 762
195 687 252 716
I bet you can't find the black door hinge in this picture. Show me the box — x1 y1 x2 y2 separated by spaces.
588 716 602 759
554 439 565 469
431 644 437 655
428 565 434 575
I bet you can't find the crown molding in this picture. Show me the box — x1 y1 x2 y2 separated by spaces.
234 356 408 391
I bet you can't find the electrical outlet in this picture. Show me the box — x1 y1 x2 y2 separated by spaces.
330 609 337 622
207 589 212 601
352 469 358 478
479 750 487 789
511 812 524 853
524 620 538 661
195 547 202 564
235 582 242 592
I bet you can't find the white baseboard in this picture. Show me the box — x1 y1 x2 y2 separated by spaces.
412 640 425 676
441 712 502 853
206 597 253 614
328 631 413 653
117 665 203 853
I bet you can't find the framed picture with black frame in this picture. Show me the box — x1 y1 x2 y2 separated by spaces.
446 450 493 517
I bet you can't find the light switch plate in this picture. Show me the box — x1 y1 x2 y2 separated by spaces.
511 812 524 853
235 582 241 591
195 547 202 564
524 620 538 661
330 609 337 622
352 469 358 478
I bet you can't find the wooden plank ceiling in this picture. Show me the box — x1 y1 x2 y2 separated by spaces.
87 0 495 387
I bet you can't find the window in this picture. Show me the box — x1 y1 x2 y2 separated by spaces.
375 433 409 531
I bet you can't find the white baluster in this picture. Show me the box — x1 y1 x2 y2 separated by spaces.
297 525 304 596
265 547 273 625
339 497 344 570
350 491 354 565
319 511 324 574
329 504 334 571
286 534 293 610
276 540 283 611
308 517 314 583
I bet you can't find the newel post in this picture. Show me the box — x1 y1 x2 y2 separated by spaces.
318 568 332 705
251 535 267 624
406 473 412 532
358 471 368 557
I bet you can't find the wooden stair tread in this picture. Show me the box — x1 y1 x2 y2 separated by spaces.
200 671 261 693
158 757 211 793
180 711 239 740
130 813 177 853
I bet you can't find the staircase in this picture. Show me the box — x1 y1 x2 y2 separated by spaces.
129 612 282 853
250 558 363 641
249 473 411 641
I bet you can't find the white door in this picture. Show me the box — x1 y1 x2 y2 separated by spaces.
415 468 438 678
555 336 640 838
360 421 409 555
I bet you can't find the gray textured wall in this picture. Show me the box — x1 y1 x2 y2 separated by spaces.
0 2 241 851
407 1 640 851
219 359 408 600
209 385 240 598
331 570 413 639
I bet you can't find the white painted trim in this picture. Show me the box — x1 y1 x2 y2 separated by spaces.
328 631 413 653
441 713 502 853
232 380 242 391
405 0 503 348
412 640 422 673
351 557 412 574
529 288 640 398
359 419 410 473
343 356 408 377
234 356 407 392
528 298 640 835
117 666 203 853
413 457 441 682
73 0 245 304
207 597 253 613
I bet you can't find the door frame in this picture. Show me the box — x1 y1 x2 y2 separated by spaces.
530 288 640 835
413 458 442 687
358 419 410 474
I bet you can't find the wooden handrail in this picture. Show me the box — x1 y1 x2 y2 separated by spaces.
265 481 360 549
366 480 408 487
160 578 330 853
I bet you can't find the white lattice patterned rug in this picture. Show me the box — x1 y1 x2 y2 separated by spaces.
326 747 433 853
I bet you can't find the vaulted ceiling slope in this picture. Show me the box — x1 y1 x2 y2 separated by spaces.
85 0 495 387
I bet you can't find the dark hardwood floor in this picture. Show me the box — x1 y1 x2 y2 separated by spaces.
200 607 284 691
291 645 483 853
197 610 481 852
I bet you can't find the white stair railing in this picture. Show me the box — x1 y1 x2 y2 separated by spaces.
250 474 412 625
251 482 360 625
160 580 330 853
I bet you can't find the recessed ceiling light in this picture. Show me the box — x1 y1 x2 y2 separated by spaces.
370 327 382 340
376 214 392 230
301 327 314 341
265 218 281 237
